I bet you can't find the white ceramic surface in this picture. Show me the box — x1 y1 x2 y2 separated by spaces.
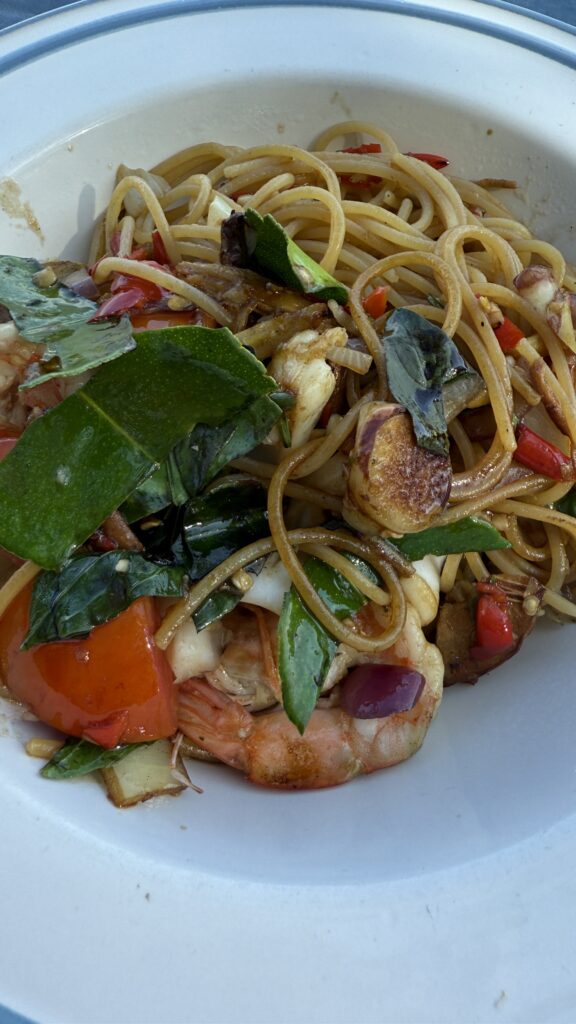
1 2 576 1021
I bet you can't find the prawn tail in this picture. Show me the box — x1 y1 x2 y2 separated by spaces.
177 677 252 771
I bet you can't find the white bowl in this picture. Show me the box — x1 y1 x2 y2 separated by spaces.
1 2 576 1021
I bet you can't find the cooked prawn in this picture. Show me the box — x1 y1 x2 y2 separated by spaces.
177 606 443 788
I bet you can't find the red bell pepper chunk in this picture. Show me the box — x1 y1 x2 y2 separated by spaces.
404 152 449 170
514 424 572 481
341 143 382 154
471 590 515 660
362 286 388 319
0 588 177 747
494 317 524 351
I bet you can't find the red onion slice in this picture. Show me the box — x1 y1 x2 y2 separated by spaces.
339 664 425 719
61 267 99 300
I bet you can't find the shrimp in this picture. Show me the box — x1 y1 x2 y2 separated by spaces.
177 606 444 788
268 325 347 446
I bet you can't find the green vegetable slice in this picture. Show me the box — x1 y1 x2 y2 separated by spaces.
385 308 481 456
243 208 349 303
390 516 511 561
278 554 375 733
0 255 135 387
0 325 276 569
41 738 148 779
22 551 187 648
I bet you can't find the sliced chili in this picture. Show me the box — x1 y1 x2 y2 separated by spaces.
514 424 572 481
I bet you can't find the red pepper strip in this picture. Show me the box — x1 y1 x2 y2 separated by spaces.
494 316 524 351
151 230 171 265
471 593 515 659
341 143 382 154
362 286 388 319
514 424 572 481
404 152 449 170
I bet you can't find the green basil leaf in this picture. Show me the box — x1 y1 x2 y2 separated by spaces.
277 554 376 733
390 516 511 561
278 587 337 735
0 325 276 569
0 255 135 387
181 479 268 581
385 308 481 456
41 738 147 779
23 550 186 647
243 209 349 303
554 488 576 518
122 392 282 521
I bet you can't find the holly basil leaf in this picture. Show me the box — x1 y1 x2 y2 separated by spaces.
225 209 348 303
390 516 511 561
23 550 186 647
554 488 576 518
122 393 283 522
181 479 269 581
0 255 135 387
0 325 276 569
41 738 147 779
385 308 481 456
278 554 376 733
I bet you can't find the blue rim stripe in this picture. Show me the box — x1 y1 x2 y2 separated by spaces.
1 0 576 78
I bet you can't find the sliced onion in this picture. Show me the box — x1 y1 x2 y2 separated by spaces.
325 345 373 374
339 664 425 719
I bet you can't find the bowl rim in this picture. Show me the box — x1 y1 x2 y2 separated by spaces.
1 3 576 1023
1 0 576 79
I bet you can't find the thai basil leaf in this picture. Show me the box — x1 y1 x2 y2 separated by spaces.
390 516 511 561
0 325 276 569
23 550 186 648
41 738 147 779
193 584 246 632
278 587 337 734
181 479 269 581
278 554 376 733
384 308 481 456
554 488 576 518
0 255 135 387
122 393 282 522
225 209 348 303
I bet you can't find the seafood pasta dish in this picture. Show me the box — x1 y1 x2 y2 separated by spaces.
0 120 575 805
